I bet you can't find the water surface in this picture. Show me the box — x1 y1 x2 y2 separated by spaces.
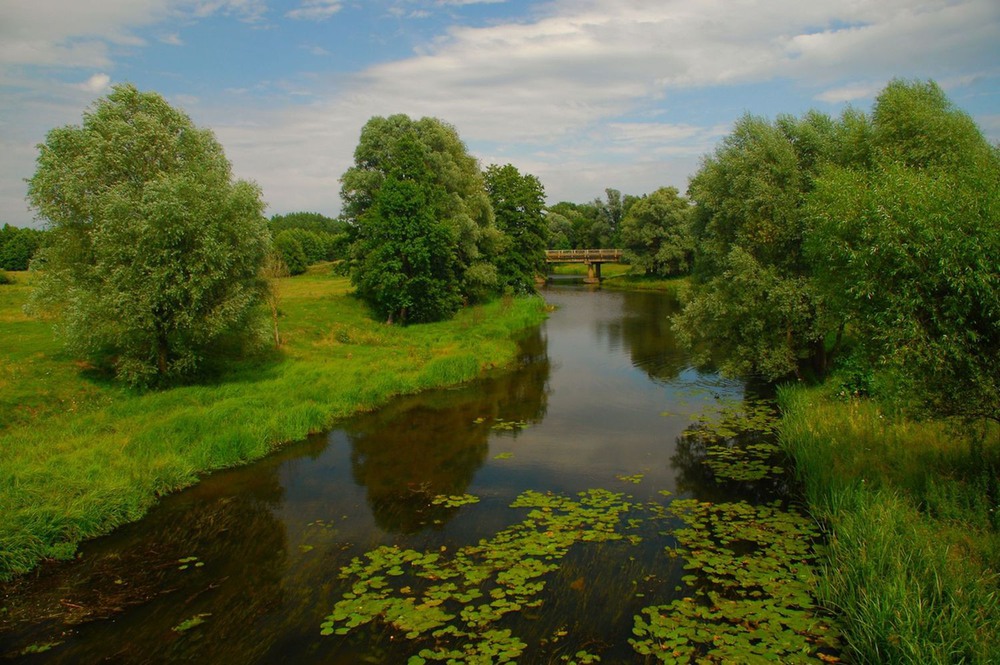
2 283 761 663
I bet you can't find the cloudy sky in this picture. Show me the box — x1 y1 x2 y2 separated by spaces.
2 0 998 227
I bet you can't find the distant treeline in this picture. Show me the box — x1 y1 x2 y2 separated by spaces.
268 212 349 275
0 224 46 272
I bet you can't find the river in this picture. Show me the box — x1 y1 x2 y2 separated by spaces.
1 281 835 663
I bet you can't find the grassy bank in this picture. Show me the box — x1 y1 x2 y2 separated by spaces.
602 273 690 296
0 265 548 580
546 263 690 296
547 262 629 278
779 385 1000 664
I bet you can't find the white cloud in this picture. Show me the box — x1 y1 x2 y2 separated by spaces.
201 0 999 217
286 1 343 21
815 82 884 104
2 0 998 225
75 73 113 94
190 0 268 22
159 32 185 45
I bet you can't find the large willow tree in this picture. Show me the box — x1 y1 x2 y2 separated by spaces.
807 80 1000 422
27 84 271 386
675 110 843 380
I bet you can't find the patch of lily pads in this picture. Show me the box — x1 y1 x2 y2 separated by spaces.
473 417 531 433
681 398 788 482
630 499 841 663
322 489 636 662
430 493 481 508
322 395 839 662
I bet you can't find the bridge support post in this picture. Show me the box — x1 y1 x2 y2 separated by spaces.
584 261 602 283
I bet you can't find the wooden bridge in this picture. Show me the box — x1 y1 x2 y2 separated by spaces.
545 248 623 283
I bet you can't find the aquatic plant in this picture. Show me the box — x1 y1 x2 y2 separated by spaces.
322 489 636 660
430 494 481 508
172 613 211 633
630 499 840 663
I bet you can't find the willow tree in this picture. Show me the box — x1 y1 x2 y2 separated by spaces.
675 111 841 380
27 84 271 386
808 80 1000 422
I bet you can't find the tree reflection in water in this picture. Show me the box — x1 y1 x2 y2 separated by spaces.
345 328 550 533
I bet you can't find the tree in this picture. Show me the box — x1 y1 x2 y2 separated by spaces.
342 115 500 308
273 230 308 275
26 84 270 386
620 187 693 276
807 80 1000 422
484 164 548 294
269 211 345 235
351 133 461 323
0 224 45 271
269 211 348 262
547 201 599 248
675 111 841 380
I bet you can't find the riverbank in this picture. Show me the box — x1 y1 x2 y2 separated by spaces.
547 262 690 296
0 265 548 580
779 385 1000 664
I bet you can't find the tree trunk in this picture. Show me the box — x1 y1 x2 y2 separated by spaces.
157 331 169 376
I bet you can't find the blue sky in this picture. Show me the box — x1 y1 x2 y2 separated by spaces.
2 0 999 227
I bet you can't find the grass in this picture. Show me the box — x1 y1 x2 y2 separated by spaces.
602 273 690 296
0 264 548 580
778 384 1000 664
547 262 630 278
546 262 690 296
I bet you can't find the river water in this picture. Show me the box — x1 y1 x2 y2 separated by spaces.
1 282 794 663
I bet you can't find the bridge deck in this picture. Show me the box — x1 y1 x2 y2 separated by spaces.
545 249 622 263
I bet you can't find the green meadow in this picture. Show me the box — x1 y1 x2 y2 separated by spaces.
0 265 547 580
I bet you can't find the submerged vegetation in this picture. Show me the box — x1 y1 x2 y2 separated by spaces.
0 265 546 580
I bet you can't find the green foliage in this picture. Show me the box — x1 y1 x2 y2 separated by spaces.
779 384 1000 664
546 211 575 249
342 114 500 311
676 111 841 381
351 139 463 323
545 200 603 249
807 79 1000 423
619 186 693 277
0 223 46 271
0 270 12 285
273 229 308 275
269 212 348 262
25 84 270 387
485 163 548 294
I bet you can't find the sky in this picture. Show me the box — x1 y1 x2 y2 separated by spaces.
2 0 999 228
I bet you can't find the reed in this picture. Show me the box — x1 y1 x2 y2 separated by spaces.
779 384 1000 664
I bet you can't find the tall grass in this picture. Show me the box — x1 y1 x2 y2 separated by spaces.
779 385 1000 664
0 265 547 579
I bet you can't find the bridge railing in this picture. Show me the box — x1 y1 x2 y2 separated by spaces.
545 248 623 263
